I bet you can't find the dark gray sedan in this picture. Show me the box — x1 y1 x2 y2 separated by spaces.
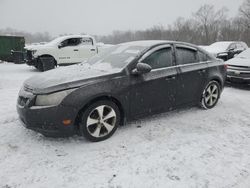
17 40 227 142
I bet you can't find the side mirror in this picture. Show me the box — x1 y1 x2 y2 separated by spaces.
132 63 152 75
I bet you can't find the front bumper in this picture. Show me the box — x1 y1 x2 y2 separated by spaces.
227 68 250 85
25 50 38 66
16 89 79 137
226 76 250 84
25 58 38 66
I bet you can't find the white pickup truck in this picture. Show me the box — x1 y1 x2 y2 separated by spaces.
25 35 98 71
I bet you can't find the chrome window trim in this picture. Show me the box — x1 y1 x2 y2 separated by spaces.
137 44 208 72
150 61 209 72
175 45 198 51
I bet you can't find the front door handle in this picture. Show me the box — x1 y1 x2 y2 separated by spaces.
90 49 96 51
165 75 176 81
74 49 79 51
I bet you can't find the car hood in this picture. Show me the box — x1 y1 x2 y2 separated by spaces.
25 44 54 51
205 46 227 54
227 57 250 67
24 64 121 94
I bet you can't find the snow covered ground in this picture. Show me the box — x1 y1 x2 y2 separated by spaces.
0 62 250 188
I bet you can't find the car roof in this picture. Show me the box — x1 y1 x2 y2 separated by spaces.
53 34 93 41
210 41 244 45
118 40 200 49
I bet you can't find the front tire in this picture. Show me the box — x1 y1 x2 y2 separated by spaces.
79 100 120 142
200 81 221 109
36 59 44 71
36 56 56 72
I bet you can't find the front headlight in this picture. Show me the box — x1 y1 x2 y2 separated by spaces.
32 50 38 57
35 89 76 107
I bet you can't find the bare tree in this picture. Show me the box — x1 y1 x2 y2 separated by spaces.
193 4 228 44
239 0 250 28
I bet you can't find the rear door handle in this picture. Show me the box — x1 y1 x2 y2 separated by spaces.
165 75 176 81
90 49 96 51
74 49 79 51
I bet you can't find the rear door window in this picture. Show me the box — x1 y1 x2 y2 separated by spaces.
198 51 208 62
176 47 198 65
142 48 173 69
81 38 93 46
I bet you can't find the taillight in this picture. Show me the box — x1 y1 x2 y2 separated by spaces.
224 64 228 70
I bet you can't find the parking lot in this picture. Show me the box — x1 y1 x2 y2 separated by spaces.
0 63 250 188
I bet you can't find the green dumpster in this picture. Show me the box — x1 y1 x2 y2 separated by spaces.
0 35 25 62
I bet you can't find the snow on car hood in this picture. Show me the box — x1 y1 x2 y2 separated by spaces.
24 64 121 94
227 57 250 67
204 46 227 54
25 43 54 51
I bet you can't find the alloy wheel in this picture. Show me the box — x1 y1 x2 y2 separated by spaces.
86 105 117 138
204 83 219 107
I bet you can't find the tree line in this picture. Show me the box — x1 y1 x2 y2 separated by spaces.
97 1 250 46
1 0 250 46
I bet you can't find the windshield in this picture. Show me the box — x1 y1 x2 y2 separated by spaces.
47 37 65 45
209 42 231 51
84 44 148 71
237 48 250 58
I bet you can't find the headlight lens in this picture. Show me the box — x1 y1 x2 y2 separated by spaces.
35 89 76 106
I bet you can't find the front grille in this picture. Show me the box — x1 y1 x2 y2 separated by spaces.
18 95 36 107
18 85 35 107
227 65 250 78
26 50 33 61
228 65 250 71
18 96 29 106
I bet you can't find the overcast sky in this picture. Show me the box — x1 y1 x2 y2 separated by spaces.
0 0 244 37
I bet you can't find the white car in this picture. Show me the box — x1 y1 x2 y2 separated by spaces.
226 48 250 85
202 41 248 61
25 35 98 71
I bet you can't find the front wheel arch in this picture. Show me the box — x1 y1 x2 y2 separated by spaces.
38 54 57 66
75 96 125 132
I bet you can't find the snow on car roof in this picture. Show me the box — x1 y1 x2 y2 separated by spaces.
119 40 169 47
48 34 93 45
209 41 235 50
118 40 200 49
54 34 93 40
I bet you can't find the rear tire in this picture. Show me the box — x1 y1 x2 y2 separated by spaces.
200 81 221 109
79 100 120 142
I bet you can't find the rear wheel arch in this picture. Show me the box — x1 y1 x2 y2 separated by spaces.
209 77 223 90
